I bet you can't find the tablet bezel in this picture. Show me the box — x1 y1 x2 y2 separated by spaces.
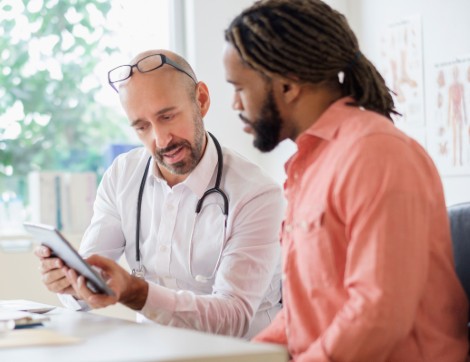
23 222 115 296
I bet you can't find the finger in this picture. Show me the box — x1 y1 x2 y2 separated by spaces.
38 258 63 273
75 274 96 300
66 269 91 302
41 268 67 285
65 268 81 294
58 286 76 295
45 275 72 293
69 270 118 309
79 275 118 308
42 269 71 293
66 269 96 302
34 245 52 259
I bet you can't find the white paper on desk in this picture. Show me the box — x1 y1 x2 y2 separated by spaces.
0 329 81 348
0 310 49 327
0 299 56 314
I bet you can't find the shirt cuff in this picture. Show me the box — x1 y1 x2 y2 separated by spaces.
140 282 177 323
57 293 90 311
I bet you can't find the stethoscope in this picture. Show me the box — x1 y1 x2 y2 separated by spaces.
132 132 229 283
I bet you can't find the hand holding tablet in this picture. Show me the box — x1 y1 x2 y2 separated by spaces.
24 222 115 296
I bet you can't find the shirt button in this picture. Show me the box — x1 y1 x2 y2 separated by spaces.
159 245 168 252
285 224 293 233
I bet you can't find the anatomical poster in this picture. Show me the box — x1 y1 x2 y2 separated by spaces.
378 16 426 146
427 56 470 175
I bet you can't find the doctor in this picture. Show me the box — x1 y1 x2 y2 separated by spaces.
35 49 284 339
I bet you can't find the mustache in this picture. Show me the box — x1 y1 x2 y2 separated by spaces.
238 113 253 125
156 141 190 156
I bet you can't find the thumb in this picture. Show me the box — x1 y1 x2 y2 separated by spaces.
85 254 116 273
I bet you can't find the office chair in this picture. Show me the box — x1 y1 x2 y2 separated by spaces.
448 201 470 346
449 202 470 301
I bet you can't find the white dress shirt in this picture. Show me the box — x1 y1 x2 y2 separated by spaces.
60 134 284 339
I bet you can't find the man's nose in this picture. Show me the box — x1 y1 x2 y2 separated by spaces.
232 94 243 111
152 124 172 149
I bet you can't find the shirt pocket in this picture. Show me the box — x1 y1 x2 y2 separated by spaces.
290 207 338 288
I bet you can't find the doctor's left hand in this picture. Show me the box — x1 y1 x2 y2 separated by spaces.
65 255 149 310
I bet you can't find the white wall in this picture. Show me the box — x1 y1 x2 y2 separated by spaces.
183 0 296 185
184 0 470 205
183 0 259 160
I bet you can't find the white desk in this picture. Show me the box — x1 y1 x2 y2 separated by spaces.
0 308 288 362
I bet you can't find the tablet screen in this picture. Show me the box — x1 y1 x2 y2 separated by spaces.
23 222 115 296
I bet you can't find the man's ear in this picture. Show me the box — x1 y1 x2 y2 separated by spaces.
196 81 211 117
278 79 301 104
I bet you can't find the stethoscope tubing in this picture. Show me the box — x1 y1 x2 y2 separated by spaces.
133 132 229 279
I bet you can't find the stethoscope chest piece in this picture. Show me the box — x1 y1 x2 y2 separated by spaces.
132 265 145 279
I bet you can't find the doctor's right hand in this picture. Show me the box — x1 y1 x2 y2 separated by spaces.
34 245 77 297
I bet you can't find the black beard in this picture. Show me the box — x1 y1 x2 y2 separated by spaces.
240 89 282 152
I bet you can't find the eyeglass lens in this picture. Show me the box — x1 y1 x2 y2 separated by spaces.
109 54 164 83
137 54 164 73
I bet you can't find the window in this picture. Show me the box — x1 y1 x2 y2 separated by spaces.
0 0 173 233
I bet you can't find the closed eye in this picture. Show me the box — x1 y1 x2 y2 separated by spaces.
159 114 174 122
132 121 149 133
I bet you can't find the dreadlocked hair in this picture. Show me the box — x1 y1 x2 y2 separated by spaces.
225 0 399 121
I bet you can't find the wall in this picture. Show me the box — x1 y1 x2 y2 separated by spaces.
182 0 296 185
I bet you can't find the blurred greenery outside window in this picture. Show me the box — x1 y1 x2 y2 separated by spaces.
0 0 171 229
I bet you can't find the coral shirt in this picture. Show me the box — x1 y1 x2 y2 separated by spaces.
254 97 468 361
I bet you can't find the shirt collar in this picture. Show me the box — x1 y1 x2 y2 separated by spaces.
284 96 355 173
302 96 355 141
149 133 217 199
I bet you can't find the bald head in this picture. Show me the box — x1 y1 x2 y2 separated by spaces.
117 49 198 98
129 49 197 81
116 49 210 138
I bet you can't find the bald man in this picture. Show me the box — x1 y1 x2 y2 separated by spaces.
35 50 284 339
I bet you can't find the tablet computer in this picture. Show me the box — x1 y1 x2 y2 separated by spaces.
23 222 115 296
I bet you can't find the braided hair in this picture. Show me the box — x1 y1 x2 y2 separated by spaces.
225 0 399 121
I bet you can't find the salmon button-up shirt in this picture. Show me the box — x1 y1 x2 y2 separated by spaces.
254 97 468 362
